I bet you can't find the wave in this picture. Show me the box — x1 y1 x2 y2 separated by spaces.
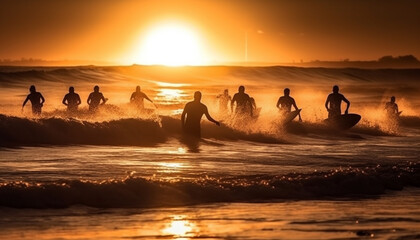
2 113 419 147
0 114 166 146
0 163 418 208
0 114 285 147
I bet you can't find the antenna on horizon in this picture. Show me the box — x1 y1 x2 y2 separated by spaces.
245 31 248 62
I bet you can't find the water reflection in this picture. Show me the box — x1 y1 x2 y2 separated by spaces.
156 88 186 104
163 215 196 239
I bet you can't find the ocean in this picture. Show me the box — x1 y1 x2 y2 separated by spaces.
0 65 419 239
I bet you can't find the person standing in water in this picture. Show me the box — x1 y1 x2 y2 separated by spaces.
325 85 350 118
276 88 302 121
181 91 220 138
87 85 107 112
22 85 45 115
130 86 154 110
231 86 253 117
385 96 399 116
216 89 232 115
62 86 81 113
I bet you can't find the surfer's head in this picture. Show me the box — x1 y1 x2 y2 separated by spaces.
194 91 202 101
391 96 396 103
94 85 99 92
69 86 74 93
224 89 229 95
136 86 141 92
333 85 339 93
284 88 290 96
29 85 36 93
238 86 245 93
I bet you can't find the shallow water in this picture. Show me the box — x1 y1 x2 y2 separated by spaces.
0 65 419 239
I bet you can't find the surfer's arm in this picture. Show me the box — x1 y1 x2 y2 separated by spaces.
181 105 187 129
100 94 106 105
204 108 220 126
395 104 399 113
77 95 82 105
144 94 153 103
87 94 92 105
325 97 330 111
248 99 253 117
276 98 281 109
343 97 350 114
22 96 29 108
62 96 68 106
292 99 302 121
40 94 45 105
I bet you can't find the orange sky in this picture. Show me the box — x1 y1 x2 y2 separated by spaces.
1 0 419 65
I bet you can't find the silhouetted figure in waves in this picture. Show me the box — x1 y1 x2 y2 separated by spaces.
62 86 81 113
216 89 232 115
130 86 153 110
181 91 220 138
276 88 302 121
385 96 399 116
22 85 45 115
231 86 253 117
325 85 350 118
87 85 107 112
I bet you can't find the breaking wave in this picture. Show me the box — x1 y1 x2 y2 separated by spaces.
0 163 418 208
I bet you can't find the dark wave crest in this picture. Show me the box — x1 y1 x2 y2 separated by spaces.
0 163 418 208
0 114 166 146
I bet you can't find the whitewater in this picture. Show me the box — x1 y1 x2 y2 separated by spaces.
0 65 419 239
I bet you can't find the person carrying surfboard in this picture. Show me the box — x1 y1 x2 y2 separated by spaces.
325 85 350 119
181 91 220 138
87 85 107 112
276 88 302 121
385 96 399 117
231 85 253 117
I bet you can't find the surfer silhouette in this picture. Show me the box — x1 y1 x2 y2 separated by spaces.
181 91 220 138
216 89 232 115
231 86 253 117
87 85 107 112
325 85 350 118
62 86 81 113
22 85 45 115
385 96 399 116
130 86 153 110
276 88 302 121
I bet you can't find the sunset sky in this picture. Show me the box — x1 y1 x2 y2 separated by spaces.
1 0 419 65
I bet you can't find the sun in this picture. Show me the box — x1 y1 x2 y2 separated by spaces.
136 23 206 66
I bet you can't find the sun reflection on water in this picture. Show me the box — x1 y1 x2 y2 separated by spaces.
163 215 196 239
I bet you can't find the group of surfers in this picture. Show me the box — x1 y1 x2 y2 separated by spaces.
22 84 400 138
22 85 154 114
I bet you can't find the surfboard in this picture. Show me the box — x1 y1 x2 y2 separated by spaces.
324 113 361 130
282 109 301 124
252 107 261 119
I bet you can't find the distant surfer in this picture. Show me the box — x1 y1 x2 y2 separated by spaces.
216 89 231 115
62 86 81 113
22 85 45 115
181 91 220 138
130 86 154 110
325 85 350 118
276 88 302 121
231 86 253 117
87 85 107 112
385 96 399 117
